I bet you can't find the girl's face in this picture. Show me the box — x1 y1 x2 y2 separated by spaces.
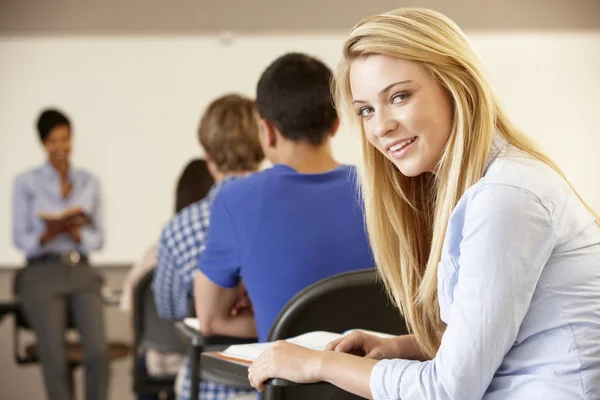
350 55 453 176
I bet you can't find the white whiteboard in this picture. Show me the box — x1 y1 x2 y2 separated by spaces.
1 32 599 265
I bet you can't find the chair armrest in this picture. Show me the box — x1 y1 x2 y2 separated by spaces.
175 321 197 338
177 320 257 396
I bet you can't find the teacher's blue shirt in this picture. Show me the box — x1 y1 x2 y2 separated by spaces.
12 162 103 258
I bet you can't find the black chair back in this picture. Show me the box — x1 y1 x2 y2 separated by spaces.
268 268 408 341
132 268 187 395
265 268 409 400
133 268 188 355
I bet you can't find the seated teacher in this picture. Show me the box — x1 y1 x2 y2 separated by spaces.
12 108 108 400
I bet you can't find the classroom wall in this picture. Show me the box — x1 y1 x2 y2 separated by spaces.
0 32 599 265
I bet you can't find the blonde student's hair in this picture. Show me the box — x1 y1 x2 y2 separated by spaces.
334 8 599 358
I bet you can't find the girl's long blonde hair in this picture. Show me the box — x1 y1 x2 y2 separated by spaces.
334 8 599 358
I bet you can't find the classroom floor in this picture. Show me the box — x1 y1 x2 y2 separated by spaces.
0 266 135 400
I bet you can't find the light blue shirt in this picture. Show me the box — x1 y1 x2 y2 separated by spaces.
12 162 104 258
370 144 600 399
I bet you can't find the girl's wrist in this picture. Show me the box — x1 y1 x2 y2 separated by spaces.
313 350 329 381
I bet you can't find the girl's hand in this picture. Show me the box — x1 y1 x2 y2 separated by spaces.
325 330 401 360
248 341 323 392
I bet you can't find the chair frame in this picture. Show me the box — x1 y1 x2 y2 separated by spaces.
132 268 183 397
264 268 409 400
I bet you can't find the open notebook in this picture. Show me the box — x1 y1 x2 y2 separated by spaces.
218 329 395 364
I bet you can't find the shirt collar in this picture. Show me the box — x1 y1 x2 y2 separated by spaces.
41 161 75 181
207 175 241 198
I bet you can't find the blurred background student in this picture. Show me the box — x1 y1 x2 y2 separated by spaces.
153 93 265 400
119 158 214 400
12 108 107 400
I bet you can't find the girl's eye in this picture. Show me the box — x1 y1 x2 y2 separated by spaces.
357 107 374 118
391 92 410 104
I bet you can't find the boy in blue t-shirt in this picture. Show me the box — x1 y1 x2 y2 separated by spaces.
194 53 374 345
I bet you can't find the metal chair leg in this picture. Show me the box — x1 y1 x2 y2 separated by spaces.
190 336 202 400
68 363 76 400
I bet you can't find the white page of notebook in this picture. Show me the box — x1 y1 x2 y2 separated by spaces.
222 331 343 362
220 329 396 362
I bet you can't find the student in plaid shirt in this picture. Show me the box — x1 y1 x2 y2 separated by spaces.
151 93 264 400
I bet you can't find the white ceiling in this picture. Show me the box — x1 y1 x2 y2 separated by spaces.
1 0 599 35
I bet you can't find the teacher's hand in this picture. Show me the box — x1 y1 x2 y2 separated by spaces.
40 220 70 244
66 225 82 243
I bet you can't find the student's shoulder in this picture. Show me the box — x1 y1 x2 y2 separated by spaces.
217 164 358 201
161 200 207 240
218 168 277 199
469 151 570 213
336 164 359 181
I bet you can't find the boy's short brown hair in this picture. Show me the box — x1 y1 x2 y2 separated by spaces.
198 94 264 173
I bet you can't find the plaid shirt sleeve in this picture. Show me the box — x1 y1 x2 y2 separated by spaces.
152 229 177 319
152 227 185 319
152 199 213 320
